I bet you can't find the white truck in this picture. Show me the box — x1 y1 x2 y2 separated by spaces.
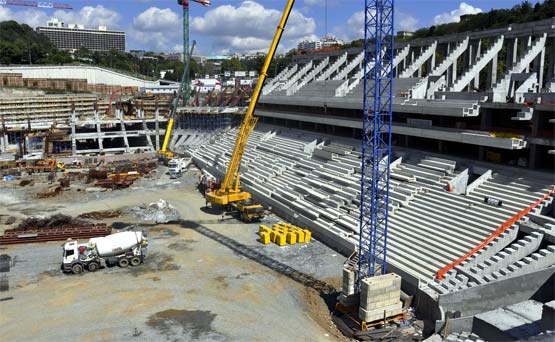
61 231 148 274
168 157 191 179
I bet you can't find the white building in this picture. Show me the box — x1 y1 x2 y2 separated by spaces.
297 36 344 51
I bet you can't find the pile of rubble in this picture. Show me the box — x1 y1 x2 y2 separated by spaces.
16 214 87 230
133 199 180 224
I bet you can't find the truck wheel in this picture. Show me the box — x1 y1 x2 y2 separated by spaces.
130 257 141 266
87 262 99 272
71 263 83 274
118 258 129 268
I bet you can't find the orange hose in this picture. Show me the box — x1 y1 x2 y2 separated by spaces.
436 186 555 280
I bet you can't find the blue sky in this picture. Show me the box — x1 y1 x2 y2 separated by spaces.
0 0 541 55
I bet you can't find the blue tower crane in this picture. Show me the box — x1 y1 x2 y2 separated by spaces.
357 0 395 287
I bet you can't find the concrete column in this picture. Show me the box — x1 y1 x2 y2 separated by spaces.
549 37 555 80
473 39 482 89
479 146 486 161
535 47 546 90
507 38 518 69
528 144 538 169
488 52 499 89
155 109 160 150
120 119 130 153
430 49 436 75
520 36 532 72
71 110 77 155
464 43 473 91
450 61 457 87
418 46 424 77
95 111 103 152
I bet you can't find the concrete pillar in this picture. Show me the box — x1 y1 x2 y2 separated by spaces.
479 146 486 161
535 47 546 90
521 36 532 72
71 110 77 155
155 109 160 150
418 46 424 77
450 61 457 87
438 140 444 154
488 52 499 89
120 119 130 153
473 39 482 89
548 37 555 80
529 144 538 169
95 111 103 152
507 38 519 70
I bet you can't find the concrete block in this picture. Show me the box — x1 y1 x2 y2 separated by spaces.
358 302 402 322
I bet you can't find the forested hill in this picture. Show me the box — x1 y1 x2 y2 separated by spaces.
411 0 554 39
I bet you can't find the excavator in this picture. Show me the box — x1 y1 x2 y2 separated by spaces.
204 0 295 222
158 40 197 162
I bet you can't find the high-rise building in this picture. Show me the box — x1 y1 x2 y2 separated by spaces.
37 18 125 52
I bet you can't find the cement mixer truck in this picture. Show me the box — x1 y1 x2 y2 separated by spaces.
61 231 148 274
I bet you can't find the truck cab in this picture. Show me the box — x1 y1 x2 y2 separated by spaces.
61 240 95 274
232 198 265 223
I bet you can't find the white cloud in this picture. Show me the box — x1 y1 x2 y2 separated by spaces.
335 9 419 42
52 5 121 29
133 7 180 31
128 7 182 52
333 10 364 41
0 7 48 28
433 2 482 25
191 1 317 54
397 11 418 32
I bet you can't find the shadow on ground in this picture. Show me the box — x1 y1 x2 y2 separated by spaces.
178 219 339 311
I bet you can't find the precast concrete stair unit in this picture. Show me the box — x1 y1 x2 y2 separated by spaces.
492 33 547 102
287 57 329 95
262 64 298 95
429 37 469 78
316 53 348 81
332 51 364 81
449 35 504 92
399 41 437 78
276 61 313 93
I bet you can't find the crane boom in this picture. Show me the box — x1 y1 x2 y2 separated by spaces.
206 0 295 206
159 40 197 160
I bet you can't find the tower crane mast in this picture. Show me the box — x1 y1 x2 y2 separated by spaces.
358 0 394 285
177 0 210 106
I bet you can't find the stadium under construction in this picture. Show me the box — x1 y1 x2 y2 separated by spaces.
1 14 554 342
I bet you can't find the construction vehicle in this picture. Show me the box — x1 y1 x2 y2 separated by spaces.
61 231 148 274
25 159 64 173
204 0 294 223
232 198 265 223
168 157 191 179
158 40 197 162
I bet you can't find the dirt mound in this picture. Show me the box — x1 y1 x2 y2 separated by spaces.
16 214 87 230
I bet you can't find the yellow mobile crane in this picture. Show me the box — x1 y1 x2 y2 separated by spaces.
205 0 295 222
158 40 197 162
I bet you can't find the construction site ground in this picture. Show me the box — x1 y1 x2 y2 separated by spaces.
0 167 346 341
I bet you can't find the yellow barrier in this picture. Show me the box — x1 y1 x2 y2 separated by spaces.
258 222 311 246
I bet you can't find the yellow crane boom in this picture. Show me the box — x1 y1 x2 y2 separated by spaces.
205 0 295 206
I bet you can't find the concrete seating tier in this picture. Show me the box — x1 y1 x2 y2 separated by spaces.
186 124 554 290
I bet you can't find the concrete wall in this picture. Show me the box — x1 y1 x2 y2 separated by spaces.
0 66 161 88
437 266 554 318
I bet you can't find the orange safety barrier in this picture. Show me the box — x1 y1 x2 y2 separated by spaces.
436 186 555 280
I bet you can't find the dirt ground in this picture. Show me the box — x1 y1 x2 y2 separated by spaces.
0 167 347 341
